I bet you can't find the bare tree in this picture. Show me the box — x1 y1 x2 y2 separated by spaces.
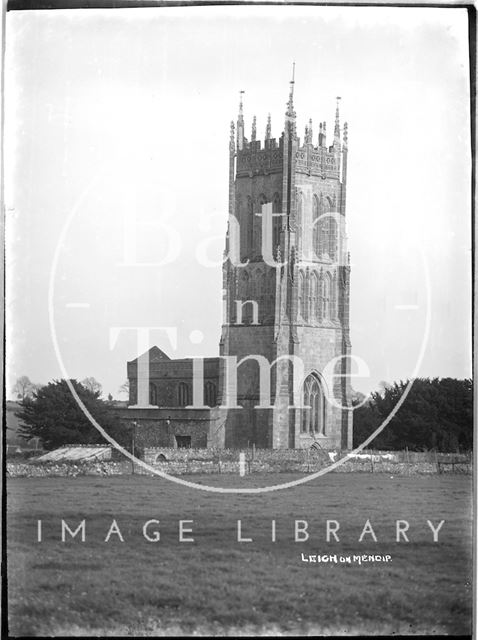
118 380 130 397
13 376 40 401
351 389 367 406
80 377 103 396
377 380 391 397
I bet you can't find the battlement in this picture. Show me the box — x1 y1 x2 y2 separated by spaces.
295 142 341 180
234 129 344 180
232 88 347 182
236 136 284 176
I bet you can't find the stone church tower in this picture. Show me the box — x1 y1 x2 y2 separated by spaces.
220 73 353 450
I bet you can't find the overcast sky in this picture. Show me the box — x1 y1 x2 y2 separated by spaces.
5 5 472 399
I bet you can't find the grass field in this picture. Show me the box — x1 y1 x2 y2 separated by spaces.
7 472 473 636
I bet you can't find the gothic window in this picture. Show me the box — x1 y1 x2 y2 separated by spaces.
272 192 282 251
236 195 246 261
241 270 250 295
301 374 326 435
318 194 327 258
178 382 190 407
310 271 319 321
312 194 320 258
305 271 310 323
247 196 253 256
322 272 331 320
296 191 304 256
259 271 267 321
149 383 158 406
327 197 337 260
267 269 276 320
331 272 337 319
204 381 217 407
298 271 306 320
258 194 267 256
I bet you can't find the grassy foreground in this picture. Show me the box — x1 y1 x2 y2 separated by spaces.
7 473 472 636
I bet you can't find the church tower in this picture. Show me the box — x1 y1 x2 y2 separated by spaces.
220 70 353 450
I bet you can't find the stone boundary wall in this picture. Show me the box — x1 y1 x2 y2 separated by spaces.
7 461 132 478
143 447 331 465
143 447 471 465
6 453 472 478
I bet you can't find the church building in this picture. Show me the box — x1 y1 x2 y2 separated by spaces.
121 74 353 451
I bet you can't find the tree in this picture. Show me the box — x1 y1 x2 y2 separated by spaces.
377 380 392 397
118 380 130 397
352 377 473 452
80 377 102 396
16 379 130 451
12 376 41 401
351 389 367 406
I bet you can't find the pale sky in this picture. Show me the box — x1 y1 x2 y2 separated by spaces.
5 5 472 398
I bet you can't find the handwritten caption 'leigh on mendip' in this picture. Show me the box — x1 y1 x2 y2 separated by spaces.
301 553 392 565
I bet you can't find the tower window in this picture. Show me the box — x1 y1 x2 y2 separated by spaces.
296 191 304 257
247 196 254 257
149 383 158 406
178 382 190 407
322 273 331 320
298 271 306 320
312 194 320 259
301 374 326 435
204 381 217 407
272 193 282 251
310 272 319 321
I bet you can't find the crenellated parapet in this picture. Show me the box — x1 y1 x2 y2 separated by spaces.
295 143 341 180
236 136 284 176
233 89 347 182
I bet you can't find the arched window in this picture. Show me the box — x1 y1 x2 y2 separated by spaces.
317 194 327 258
257 194 267 256
259 271 267 321
331 272 337 319
178 382 190 407
266 269 275 321
235 270 250 324
298 271 306 320
204 381 217 407
247 196 254 256
272 192 282 251
304 271 310 322
251 267 261 301
301 374 326 435
236 195 246 261
310 271 319 321
312 195 320 259
149 383 158 405
296 191 304 256
327 198 337 260
322 272 331 319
